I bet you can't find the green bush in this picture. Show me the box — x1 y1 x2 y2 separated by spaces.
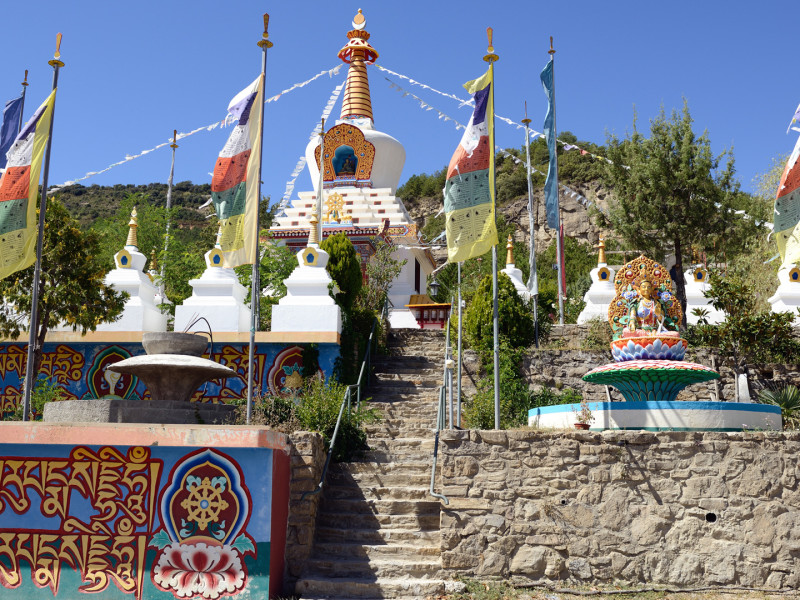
6 377 65 421
758 385 800 430
296 377 379 461
463 344 529 429
464 273 534 357
320 233 362 310
582 316 613 351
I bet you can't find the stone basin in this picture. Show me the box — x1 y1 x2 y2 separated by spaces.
141 332 209 357
108 354 236 403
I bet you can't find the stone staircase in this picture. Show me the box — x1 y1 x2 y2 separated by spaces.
295 329 451 600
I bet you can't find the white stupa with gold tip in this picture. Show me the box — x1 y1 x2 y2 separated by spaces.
174 226 251 332
270 9 435 329
769 266 800 324
577 239 616 324
271 214 342 334
684 266 725 325
94 208 168 332
501 235 530 301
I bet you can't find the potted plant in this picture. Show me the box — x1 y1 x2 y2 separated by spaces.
572 397 595 430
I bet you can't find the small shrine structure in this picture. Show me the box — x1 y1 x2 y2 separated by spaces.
94 208 167 333
269 10 436 329
577 239 616 324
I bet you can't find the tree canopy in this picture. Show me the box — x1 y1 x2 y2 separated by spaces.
0 197 127 376
604 102 739 324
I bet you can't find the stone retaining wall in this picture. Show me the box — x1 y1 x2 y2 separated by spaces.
439 429 800 589
285 431 325 590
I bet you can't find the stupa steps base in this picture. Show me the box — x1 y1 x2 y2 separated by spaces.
295 576 447 599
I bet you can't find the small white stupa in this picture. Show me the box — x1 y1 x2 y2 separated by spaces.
684 266 724 325
577 239 616 324
271 214 342 334
95 208 168 332
174 226 251 332
501 235 530 301
768 266 800 324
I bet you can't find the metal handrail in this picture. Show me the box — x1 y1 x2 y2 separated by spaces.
301 300 388 501
429 308 452 505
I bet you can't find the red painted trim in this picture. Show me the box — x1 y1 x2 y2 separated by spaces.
269 447 291 598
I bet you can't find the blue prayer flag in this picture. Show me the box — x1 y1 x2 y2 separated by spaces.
0 96 23 170
540 60 559 230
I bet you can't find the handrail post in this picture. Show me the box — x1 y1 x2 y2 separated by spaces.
429 385 449 505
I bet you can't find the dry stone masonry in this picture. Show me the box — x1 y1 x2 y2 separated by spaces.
438 429 800 589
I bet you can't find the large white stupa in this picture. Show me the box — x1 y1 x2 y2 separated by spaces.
270 9 435 329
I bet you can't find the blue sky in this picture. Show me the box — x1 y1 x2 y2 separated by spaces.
0 1 796 206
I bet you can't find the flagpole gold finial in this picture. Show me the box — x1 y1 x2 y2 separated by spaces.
506 234 514 266
22 70 28 87
483 27 499 63
258 13 273 48
49 33 64 68
522 101 531 125
549 36 555 56
126 207 139 248
170 129 178 149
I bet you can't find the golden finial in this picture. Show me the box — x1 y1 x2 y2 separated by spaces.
150 248 158 270
505 234 514 266
483 27 499 63
594 238 606 265
170 129 178 149
308 213 319 246
258 13 274 48
548 36 555 56
49 33 64 68
353 8 366 29
521 101 531 126
126 207 138 248
22 70 28 87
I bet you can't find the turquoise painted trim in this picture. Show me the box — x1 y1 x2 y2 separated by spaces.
530 401 781 417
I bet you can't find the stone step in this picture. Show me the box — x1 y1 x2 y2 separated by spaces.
315 526 440 545
365 425 435 438
296 575 447 599
313 541 440 559
328 468 432 487
374 368 441 379
323 484 431 501
302 555 441 579
320 498 441 516
313 510 440 531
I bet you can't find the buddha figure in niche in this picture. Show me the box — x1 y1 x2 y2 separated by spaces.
334 145 358 176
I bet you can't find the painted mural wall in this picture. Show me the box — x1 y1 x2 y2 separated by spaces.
0 425 290 599
0 341 339 417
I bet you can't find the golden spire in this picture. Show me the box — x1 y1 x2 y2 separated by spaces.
126 207 138 248
149 249 158 271
308 213 320 246
595 238 606 265
338 9 378 122
505 234 514 266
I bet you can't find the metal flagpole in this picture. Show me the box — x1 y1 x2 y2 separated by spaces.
456 261 462 427
160 130 178 286
22 34 63 421
522 104 539 347
317 118 325 243
247 14 272 425
549 37 565 325
18 70 28 134
483 29 501 430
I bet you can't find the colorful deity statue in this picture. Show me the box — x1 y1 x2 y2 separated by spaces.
608 254 682 340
